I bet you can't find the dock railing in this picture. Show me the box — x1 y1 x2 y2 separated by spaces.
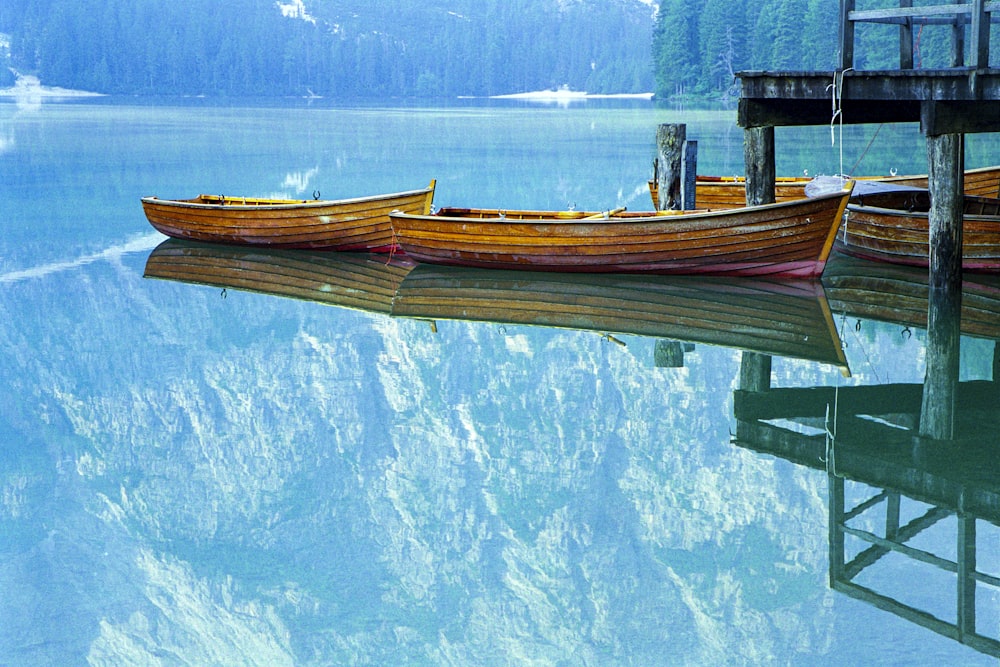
840 0 1000 70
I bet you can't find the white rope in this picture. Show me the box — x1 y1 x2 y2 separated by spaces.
827 69 854 181
824 389 839 474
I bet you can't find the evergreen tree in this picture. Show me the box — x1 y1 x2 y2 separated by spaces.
4 0 656 98
801 0 838 70
652 0 700 98
698 0 743 95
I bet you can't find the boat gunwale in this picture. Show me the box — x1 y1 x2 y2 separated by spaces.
141 184 435 212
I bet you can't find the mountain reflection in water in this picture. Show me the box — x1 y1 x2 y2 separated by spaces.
7 100 1000 665
139 237 1000 660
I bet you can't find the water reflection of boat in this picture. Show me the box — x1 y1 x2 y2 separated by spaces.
391 263 850 371
140 181 435 251
822 253 1000 340
143 239 414 314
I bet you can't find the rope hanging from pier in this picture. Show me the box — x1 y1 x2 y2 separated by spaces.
828 69 854 177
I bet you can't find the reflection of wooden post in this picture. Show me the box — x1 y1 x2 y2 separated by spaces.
828 473 845 587
885 493 901 540
957 514 977 640
744 126 775 206
739 351 772 392
919 287 962 439
654 340 685 367
994 342 1000 385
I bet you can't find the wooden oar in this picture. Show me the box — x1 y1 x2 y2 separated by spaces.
582 207 626 220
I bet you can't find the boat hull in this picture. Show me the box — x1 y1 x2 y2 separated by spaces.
390 188 852 278
141 183 435 251
838 192 1000 272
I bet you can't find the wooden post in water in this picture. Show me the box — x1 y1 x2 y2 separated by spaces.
919 132 964 440
744 126 776 206
656 123 685 210
927 133 964 291
682 140 698 210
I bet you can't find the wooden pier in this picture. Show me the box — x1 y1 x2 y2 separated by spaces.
737 0 1000 236
735 0 1000 440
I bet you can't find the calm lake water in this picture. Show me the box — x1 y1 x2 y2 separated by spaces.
4 95 1000 665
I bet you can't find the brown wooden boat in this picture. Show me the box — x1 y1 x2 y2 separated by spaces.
648 165 1000 210
838 188 1000 271
388 186 853 278
822 253 1000 340
143 238 414 315
391 263 850 371
141 181 435 251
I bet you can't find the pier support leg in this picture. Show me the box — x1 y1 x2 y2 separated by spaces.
656 124 686 210
744 126 776 206
927 133 964 291
919 133 964 440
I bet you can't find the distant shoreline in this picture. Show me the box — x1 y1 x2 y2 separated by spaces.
0 77 651 102
490 88 653 102
0 74 104 98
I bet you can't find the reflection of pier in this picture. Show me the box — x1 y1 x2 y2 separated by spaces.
734 261 1000 657
737 1 1000 438
736 380 1000 656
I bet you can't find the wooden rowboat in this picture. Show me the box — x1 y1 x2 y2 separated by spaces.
141 181 435 251
143 238 414 315
648 165 1000 210
391 263 850 371
838 188 1000 271
388 185 854 278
